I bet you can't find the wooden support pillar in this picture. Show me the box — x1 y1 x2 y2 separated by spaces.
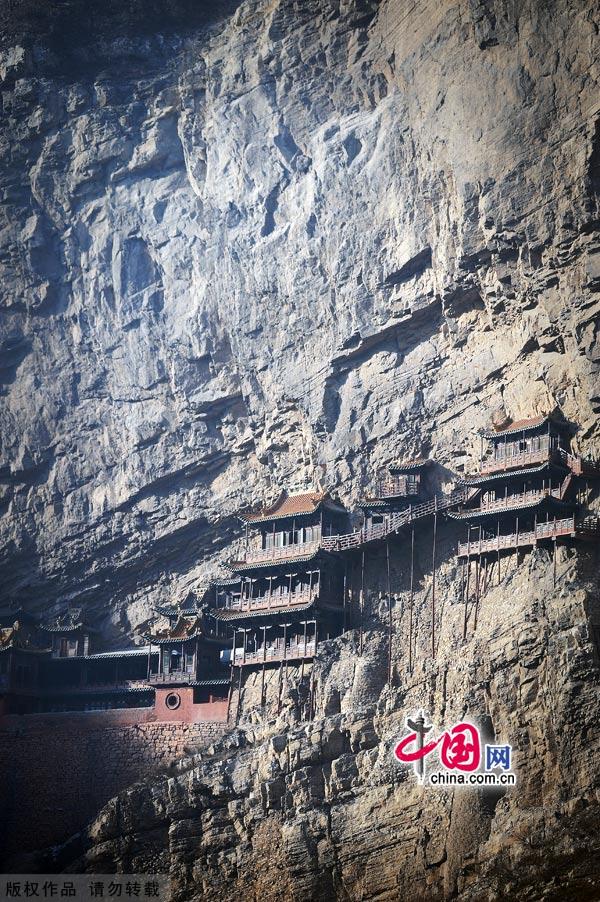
261 625 267 708
409 525 415 672
464 529 471 641
473 554 482 632
386 538 392 684
497 519 501 584
235 665 243 724
360 550 365 656
342 560 348 632
431 500 438 658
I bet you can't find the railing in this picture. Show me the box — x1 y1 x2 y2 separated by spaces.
147 671 196 685
476 487 563 513
480 447 553 474
219 588 316 613
232 642 316 666
322 487 478 551
558 448 600 478
457 516 576 557
232 540 321 566
377 475 420 499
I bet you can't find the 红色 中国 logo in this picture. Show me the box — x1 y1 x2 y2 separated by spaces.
393 711 516 787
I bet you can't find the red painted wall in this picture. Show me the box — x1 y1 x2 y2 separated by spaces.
154 687 228 722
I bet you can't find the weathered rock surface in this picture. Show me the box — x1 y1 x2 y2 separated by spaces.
70 545 600 900
2 0 600 898
1 0 599 635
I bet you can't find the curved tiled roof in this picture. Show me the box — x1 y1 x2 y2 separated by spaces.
460 461 566 485
483 414 569 439
448 495 575 521
142 616 206 645
388 457 432 473
229 548 323 572
212 599 317 622
240 491 346 523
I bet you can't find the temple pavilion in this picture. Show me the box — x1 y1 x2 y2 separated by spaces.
453 414 600 560
142 599 230 718
358 458 434 536
209 491 349 695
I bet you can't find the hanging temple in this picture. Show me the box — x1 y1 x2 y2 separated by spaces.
1 413 599 726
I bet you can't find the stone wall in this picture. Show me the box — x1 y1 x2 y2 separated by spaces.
0 710 227 867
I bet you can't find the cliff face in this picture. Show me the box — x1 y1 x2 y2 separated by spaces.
2 0 600 897
70 543 600 900
1 0 599 636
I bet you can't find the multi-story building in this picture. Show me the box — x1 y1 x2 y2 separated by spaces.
210 491 349 702
454 414 600 560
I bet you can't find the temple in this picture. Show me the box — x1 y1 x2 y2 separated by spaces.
0 609 155 716
0 603 230 722
2 413 598 727
359 458 434 536
209 491 349 712
453 414 600 561
142 600 230 721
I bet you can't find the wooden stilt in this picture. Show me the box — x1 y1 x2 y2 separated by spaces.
386 538 392 684
277 660 284 715
431 503 438 658
497 519 501 584
473 554 482 632
343 560 348 632
463 560 470 640
553 538 557 587
409 525 415 672
235 666 242 724
260 625 267 708
360 550 365 656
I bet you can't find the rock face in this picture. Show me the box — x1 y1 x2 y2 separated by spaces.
1 0 599 636
70 542 600 900
2 0 600 897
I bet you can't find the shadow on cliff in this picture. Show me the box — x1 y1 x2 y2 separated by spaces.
0 0 244 78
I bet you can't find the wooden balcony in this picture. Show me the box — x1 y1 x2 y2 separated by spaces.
480 447 553 475
232 540 321 566
220 588 316 614
377 475 420 499
232 642 316 667
461 486 567 517
457 516 576 557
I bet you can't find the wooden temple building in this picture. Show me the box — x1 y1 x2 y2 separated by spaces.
358 458 433 535
0 603 231 722
0 609 155 716
142 601 230 720
2 413 598 724
453 414 600 562
209 492 349 709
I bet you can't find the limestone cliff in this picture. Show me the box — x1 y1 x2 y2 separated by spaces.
2 0 600 898
1 0 599 637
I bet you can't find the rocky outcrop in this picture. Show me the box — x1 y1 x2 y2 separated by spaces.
2 0 600 897
69 542 600 899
